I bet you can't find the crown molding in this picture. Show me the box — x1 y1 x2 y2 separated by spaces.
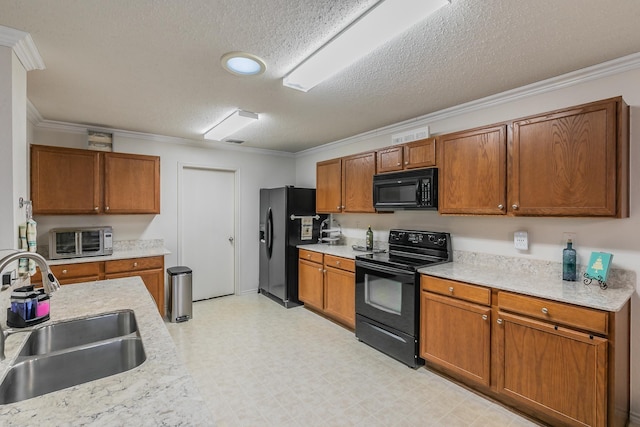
26 99 43 125
295 51 640 158
33 118 295 158
0 26 45 71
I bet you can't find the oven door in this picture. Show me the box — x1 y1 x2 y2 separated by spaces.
79 229 104 256
355 260 417 336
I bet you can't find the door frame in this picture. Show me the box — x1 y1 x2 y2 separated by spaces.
177 162 239 296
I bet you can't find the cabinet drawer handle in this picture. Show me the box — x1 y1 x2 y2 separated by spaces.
105 206 110 211
498 204 504 210
307 254 311 258
397 162 401 166
336 261 340 265
497 318 503 325
512 204 519 210
482 314 488 321
94 206 99 211
448 286 454 294
541 307 549 315
133 262 138 267
62 269 68 274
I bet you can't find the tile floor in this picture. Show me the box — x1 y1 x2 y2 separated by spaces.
166 293 542 426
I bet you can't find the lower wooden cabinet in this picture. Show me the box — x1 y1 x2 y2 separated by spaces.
298 250 355 328
31 256 165 316
420 275 630 427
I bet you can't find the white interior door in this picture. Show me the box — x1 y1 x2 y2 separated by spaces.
180 166 235 300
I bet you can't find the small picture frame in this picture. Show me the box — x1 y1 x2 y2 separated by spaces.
585 252 613 283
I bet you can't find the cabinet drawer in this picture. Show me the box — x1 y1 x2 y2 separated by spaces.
105 256 164 274
498 291 608 335
421 276 491 306
50 262 102 279
324 255 355 272
299 249 323 264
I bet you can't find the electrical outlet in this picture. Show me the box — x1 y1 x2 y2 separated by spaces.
514 231 529 250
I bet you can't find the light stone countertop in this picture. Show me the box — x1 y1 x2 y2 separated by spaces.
45 246 171 266
0 278 211 426
418 258 635 312
297 243 376 259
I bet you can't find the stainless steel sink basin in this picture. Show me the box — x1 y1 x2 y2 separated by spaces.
0 337 146 404
0 310 146 404
18 310 138 356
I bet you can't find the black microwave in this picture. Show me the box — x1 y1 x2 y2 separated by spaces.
373 168 438 211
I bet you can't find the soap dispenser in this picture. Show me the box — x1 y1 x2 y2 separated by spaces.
562 239 577 281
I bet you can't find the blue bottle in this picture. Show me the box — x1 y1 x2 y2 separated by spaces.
563 239 577 281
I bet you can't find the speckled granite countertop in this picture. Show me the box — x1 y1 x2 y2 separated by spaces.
0 278 211 426
43 239 170 266
418 252 635 312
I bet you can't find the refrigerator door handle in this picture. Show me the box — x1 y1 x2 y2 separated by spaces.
267 207 273 259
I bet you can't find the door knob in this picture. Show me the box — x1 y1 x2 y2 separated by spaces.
228 237 234 243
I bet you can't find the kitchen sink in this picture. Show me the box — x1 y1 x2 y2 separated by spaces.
0 310 146 404
0 337 146 404
18 310 138 356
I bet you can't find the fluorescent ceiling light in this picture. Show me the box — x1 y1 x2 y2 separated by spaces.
283 0 450 92
204 110 259 141
221 52 266 76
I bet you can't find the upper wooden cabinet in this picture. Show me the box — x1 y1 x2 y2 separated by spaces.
316 152 376 214
510 97 628 217
377 137 436 174
316 158 342 213
438 97 629 217
31 145 160 215
438 125 507 215
342 151 376 213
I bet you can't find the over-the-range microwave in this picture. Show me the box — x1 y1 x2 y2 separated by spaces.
373 168 438 211
49 226 113 259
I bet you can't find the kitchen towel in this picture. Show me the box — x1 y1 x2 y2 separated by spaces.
18 224 28 276
26 218 37 275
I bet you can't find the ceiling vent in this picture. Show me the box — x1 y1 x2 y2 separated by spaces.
87 130 113 151
224 139 245 144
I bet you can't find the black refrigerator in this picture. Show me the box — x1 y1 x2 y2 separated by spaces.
259 187 324 308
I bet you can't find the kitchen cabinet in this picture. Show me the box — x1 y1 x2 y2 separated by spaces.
298 249 355 328
437 124 507 215
510 97 628 217
105 256 165 316
316 158 342 213
419 274 630 427
437 97 629 217
316 151 376 214
31 255 165 316
420 277 491 387
30 144 160 215
376 137 436 174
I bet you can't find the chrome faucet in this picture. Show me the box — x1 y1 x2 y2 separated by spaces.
0 250 61 360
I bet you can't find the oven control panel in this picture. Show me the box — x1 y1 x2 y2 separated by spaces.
389 229 448 248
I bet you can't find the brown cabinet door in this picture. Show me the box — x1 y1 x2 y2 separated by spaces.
323 266 355 328
316 158 342 213
404 138 436 169
103 152 160 214
106 268 165 317
510 99 619 216
31 145 101 214
298 259 324 310
342 151 376 213
420 291 491 386
438 125 507 215
495 312 607 427
376 146 404 173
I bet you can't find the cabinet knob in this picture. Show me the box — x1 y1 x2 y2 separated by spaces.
482 314 488 321
105 206 110 211
541 307 549 315
497 318 503 325
498 204 504 210
512 204 519 210
62 269 68 274
397 163 401 166
307 254 311 258
404 161 409 165
336 261 340 265
318 268 323 272
94 206 99 211
448 286 454 294
133 262 138 267
337 206 341 210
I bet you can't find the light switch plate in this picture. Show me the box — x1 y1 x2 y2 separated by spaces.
514 231 529 250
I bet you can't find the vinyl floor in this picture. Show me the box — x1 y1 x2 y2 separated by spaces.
166 293 543 426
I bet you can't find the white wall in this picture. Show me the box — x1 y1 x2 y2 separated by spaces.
31 127 296 297
295 66 640 420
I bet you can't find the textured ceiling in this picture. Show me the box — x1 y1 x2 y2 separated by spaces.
2 0 640 153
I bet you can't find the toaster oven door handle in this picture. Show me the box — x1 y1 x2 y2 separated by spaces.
75 231 82 256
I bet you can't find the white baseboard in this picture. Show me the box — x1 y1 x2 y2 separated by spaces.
629 411 640 426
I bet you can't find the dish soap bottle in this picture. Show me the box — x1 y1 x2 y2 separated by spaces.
563 239 577 281
366 226 374 251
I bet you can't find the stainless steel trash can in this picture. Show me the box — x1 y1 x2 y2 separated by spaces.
167 266 192 323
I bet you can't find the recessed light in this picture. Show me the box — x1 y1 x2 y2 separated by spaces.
221 52 266 76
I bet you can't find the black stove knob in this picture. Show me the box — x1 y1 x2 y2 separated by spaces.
437 237 446 246
427 234 436 243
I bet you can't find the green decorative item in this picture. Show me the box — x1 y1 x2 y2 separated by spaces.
584 252 613 289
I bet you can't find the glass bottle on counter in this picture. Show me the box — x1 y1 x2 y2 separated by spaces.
366 226 374 250
562 239 577 281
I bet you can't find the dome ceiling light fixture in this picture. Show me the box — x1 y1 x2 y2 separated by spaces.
221 52 266 76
